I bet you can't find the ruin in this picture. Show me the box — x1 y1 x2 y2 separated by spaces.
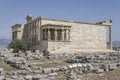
0 49 120 80
12 15 113 53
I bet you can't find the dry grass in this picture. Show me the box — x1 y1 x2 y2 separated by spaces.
90 69 120 80
29 60 70 68
0 61 15 71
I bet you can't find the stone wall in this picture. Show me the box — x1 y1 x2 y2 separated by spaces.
41 18 107 53
12 24 24 40
41 41 48 51
12 16 109 53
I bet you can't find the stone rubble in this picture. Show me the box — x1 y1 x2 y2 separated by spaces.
0 49 120 79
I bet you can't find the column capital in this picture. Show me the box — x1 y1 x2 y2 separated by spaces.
109 25 112 27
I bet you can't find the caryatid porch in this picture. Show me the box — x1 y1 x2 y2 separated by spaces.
41 24 71 41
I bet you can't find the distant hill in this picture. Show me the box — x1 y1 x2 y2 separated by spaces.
113 41 120 45
112 41 120 51
0 38 11 48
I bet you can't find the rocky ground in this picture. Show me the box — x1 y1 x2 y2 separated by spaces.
0 49 120 80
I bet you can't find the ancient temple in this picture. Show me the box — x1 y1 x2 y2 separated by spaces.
12 15 113 53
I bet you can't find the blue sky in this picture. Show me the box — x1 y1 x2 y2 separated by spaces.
0 0 120 41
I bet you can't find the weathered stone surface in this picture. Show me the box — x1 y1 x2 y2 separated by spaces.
52 67 60 72
1 49 120 80
0 68 4 75
48 72 58 77
32 74 47 79
12 15 112 53
11 75 18 79
42 68 52 74
0 75 5 80
109 63 118 70
24 75 32 80
66 70 77 80
35 50 39 54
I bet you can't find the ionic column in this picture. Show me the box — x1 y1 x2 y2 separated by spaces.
32 23 33 33
48 29 51 40
44 29 47 40
54 29 57 40
66 29 69 41
61 29 64 41
37 19 40 41
38 19 40 26
30 23 32 36
68 30 70 40
109 26 112 49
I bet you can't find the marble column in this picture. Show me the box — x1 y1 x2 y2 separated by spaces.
37 19 40 41
44 29 47 40
54 29 57 40
29 23 31 36
61 29 64 41
31 22 34 35
68 30 70 40
30 23 32 36
38 19 40 26
66 29 69 41
109 26 112 49
48 29 51 40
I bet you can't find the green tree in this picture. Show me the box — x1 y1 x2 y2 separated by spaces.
8 39 27 53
